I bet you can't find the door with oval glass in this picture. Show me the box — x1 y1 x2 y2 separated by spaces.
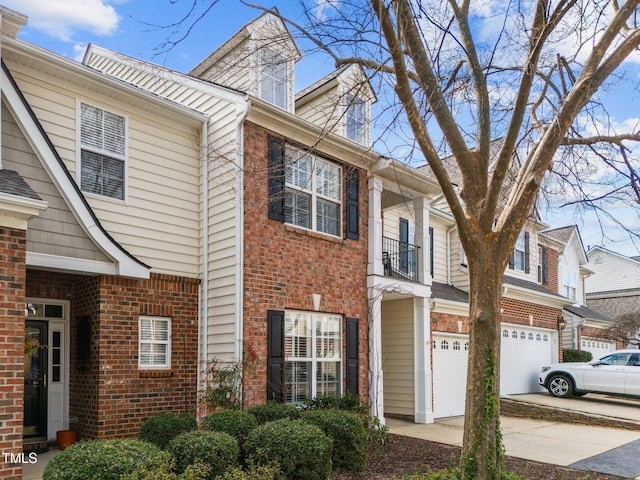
24 320 48 439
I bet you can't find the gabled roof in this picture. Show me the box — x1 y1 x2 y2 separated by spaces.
542 225 588 264
295 64 377 105
189 9 301 78
0 170 42 200
2 61 150 278
587 245 640 266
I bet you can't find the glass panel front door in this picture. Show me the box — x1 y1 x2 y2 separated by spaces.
24 320 48 439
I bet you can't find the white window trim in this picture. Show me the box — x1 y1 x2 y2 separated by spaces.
513 231 526 271
284 146 343 238
562 269 578 301
259 48 289 110
345 94 367 145
76 99 128 203
138 316 171 369
284 310 342 404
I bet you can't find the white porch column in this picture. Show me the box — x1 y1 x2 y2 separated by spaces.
414 296 434 423
368 177 384 277
368 288 384 424
414 196 431 285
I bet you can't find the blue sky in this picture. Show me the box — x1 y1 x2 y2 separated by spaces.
3 0 639 256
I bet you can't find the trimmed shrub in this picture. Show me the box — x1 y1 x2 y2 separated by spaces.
302 408 368 471
168 430 239 480
247 402 300 425
217 460 283 480
122 451 210 480
302 393 363 413
200 409 258 444
245 419 332 480
43 439 164 480
139 412 197 450
563 349 593 363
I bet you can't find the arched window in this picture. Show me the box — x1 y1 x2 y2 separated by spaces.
441 340 449 350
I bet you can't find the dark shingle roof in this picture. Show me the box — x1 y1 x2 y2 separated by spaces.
431 282 469 303
564 304 612 322
503 275 567 300
0 170 42 201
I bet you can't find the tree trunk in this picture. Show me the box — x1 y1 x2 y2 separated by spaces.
461 255 505 480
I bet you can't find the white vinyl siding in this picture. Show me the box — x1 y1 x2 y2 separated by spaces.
381 298 414 416
139 316 171 369
6 60 201 278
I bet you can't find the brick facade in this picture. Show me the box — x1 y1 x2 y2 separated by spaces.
24 270 199 441
242 121 369 407
0 228 26 479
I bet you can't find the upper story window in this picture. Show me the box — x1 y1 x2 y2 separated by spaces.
509 231 530 273
139 316 171 369
562 270 577 301
345 94 366 144
284 146 342 236
80 102 126 200
260 48 288 109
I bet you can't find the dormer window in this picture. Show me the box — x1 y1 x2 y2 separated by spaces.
346 94 366 144
260 48 288 109
508 231 530 273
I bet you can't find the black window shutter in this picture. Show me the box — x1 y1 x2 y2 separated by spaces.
346 317 359 396
267 309 285 402
429 226 434 278
345 167 360 240
524 231 530 273
268 136 285 222
542 246 549 285
508 251 514 269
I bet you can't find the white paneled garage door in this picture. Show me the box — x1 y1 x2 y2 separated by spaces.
432 333 468 418
581 337 616 360
500 326 556 394
432 326 556 418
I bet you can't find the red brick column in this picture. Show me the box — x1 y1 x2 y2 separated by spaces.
0 227 26 479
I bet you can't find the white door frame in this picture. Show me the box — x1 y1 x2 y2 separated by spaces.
26 298 70 441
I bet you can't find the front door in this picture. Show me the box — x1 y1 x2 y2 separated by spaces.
24 320 48 439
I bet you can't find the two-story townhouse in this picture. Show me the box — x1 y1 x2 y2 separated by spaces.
84 11 375 412
586 246 640 324
541 226 616 358
0 6 206 476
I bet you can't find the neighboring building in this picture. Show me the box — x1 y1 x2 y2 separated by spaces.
586 246 640 320
0 7 205 477
542 226 616 358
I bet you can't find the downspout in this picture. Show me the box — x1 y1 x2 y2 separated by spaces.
446 226 455 284
235 97 251 361
199 119 209 397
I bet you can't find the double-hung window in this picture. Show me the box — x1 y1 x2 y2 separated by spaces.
80 102 126 200
139 316 171 369
284 146 342 236
284 311 341 404
513 231 526 271
345 94 366 144
562 270 577 301
260 48 288 109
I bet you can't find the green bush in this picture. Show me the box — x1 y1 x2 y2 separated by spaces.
122 451 210 480
245 419 332 480
302 393 364 413
168 430 239 480
302 409 368 471
217 459 283 480
43 439 164 480
139 412 197 450
200 409 258 444
247 402 300 425
562 349 593 362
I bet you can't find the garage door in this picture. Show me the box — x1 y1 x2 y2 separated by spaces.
432 334 468 418
581 338 615 360
500 326 557 394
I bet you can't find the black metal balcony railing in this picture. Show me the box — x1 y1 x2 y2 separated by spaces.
382 236 420 282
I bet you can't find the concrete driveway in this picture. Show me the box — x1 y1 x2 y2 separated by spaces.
387 392 640 479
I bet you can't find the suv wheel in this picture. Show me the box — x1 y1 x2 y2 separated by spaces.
547 374 574 398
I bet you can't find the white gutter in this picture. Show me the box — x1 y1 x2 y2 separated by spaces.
446 225 455 285
235 98 251 361
199 119 209 394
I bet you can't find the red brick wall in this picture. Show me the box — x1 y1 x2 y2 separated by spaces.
544 248 559 294
0 228 26 479
242 121 369 407
25 271 199 440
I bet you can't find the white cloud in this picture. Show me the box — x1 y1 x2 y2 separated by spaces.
3 0 120 41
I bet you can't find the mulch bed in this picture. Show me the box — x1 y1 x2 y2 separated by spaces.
330 434 626 479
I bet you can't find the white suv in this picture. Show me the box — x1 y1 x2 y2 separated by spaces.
539 350 640 398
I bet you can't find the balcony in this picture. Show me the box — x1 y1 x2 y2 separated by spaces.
382 236 420 283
